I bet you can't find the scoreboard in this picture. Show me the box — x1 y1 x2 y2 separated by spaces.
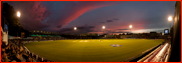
164 29 169 35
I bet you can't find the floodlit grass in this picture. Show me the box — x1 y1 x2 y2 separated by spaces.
24 39 164 62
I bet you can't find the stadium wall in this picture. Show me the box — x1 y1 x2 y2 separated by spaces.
168 1 181 62
1 26 8 45
23 41 52 62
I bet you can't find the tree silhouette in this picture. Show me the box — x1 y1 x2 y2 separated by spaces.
1 2 30 37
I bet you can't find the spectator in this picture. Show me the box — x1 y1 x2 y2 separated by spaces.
1 48 5 52
26 55 33 62
22 52 29 60
32 57 37 62
1 39 51 62
5 44 11 56
2 41 6 48
18 52 26 62
13 54 21 62
1 52 11 62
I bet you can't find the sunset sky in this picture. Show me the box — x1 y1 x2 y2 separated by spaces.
6 1 176 34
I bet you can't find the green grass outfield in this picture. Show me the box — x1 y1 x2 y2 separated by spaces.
24 39 164 62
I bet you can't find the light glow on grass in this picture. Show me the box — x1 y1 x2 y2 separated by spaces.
25 39 163 62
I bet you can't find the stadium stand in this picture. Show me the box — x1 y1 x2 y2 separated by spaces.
1 39 51 62
1 1 180 62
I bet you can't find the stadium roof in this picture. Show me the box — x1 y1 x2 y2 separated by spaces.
30 30 59 35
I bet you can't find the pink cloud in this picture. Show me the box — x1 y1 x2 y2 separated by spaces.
90 20 146 34
53 2 121 30
7 1 122 32
15 1 51 31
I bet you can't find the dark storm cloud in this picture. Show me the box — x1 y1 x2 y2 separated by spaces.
56 25 62 28
111 32 129 33
99 22 105 23
59 25 95 34
106 20 113 22
113 18 119 20
101 29 129 34
117 29 130 30
143 14 170 29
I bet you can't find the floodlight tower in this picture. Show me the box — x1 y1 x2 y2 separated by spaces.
17 11 21 36
102 26 105 34
129 25 132 33
74 27 77 35
74 27 77 30
17 11 21 17
168 16 173 31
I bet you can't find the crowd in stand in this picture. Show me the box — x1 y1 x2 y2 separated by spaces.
1 39 51 62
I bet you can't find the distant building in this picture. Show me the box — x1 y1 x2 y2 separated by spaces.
168 1 181 62
164 29 169 35
30 30 61 39
150 31 157 33
30 30 59 35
